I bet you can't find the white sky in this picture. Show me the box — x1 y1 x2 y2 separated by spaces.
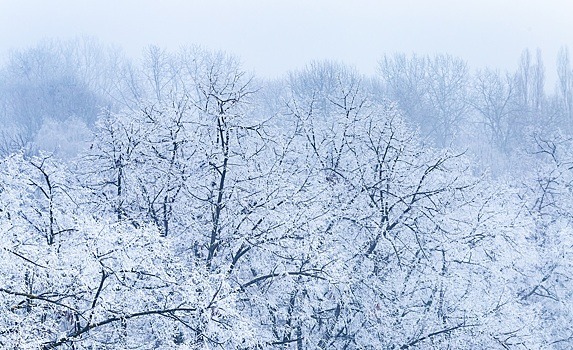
0 0 572 86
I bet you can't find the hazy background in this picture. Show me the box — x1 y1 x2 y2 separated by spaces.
1 0 571 86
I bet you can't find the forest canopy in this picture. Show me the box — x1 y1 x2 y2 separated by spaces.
1 38 573 349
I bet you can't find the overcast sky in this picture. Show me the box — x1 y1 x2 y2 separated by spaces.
0 0 572 86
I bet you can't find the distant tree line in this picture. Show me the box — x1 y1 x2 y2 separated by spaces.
1 38 573 349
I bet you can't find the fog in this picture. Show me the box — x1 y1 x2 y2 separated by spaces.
2 2 573 349
1 0 571 82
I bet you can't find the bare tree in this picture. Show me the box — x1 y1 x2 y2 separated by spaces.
557 47 573 127
470 68 520 154
379 53 470 147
